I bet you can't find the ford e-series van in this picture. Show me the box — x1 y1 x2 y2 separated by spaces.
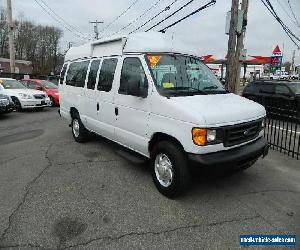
59 32 269 198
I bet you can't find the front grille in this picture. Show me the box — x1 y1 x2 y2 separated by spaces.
223 119 261 147
34 94 45 99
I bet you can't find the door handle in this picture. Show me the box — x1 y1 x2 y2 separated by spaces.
97 103 99 111
115 107 118 116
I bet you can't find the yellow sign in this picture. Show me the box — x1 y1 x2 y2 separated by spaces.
147 55 161 69
162 82 174 88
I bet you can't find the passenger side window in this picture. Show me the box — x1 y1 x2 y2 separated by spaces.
87 60 101 90
275 85 290 95
97 58 118 92
119 57 147 95
59 64 67 85
66 60 90 87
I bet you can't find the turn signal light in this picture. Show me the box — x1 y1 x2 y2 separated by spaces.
192 128 207 146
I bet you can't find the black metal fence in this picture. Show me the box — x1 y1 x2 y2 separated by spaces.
252 96 299 159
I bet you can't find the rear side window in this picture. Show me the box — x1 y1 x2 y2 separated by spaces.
97 58 118 92
260 84 274 94
87 60 101 90
66 60 90 87
59 64 67 85
119 57 147 95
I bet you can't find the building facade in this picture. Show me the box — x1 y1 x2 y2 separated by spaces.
0 58 33 74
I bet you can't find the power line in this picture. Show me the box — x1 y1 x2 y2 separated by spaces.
108 0 166 37
146 0 196 32
159 0 216 32
98 0 141 37
287 0 300 27
130 0 180 34
38 0 93 39
33 0 88 41
261 0 300 48
266 0 300 42
276 0 299 28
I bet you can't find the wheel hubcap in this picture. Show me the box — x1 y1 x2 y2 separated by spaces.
73 119 80 138
154 153 174 187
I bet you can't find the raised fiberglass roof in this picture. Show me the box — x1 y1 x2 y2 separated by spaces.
65 32 199 61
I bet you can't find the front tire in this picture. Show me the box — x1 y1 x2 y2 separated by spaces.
49 96 55 107
12 97 22 111
151 141 190 198
71 115 89 143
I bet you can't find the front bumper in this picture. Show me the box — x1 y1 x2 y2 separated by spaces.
0 102 15 113
188 137 269 166
19 98 51 109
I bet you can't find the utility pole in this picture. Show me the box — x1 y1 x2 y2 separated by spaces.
68 41 73 49
235 0 249 87
225 0 239 93
89 20 103 40
225 0 249 93
6 0 15 74
291 49 295 74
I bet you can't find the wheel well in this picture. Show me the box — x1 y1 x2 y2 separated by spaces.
11 96 19 102
70 107 79 118
148 132 184 155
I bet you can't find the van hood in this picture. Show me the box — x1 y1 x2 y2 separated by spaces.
2 89 46 96
167 93 266 126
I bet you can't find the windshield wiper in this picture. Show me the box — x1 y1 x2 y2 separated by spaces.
164 89 207 97
203 86 219 90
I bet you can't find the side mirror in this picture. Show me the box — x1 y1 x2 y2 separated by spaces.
127 78 147 98
36 86 43 91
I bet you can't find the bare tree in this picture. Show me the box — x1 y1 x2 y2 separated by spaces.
0 7 63 75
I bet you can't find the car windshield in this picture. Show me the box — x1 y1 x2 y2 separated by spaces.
0 79 27 89
289 83 300 94
42 80 58 89
146 54 226 96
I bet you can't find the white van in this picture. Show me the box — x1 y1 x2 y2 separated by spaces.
59 32 269 198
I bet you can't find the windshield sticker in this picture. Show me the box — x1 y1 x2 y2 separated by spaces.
162 82 174 89
147 55 161 69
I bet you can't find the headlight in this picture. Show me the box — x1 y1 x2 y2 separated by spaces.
207 129 217 142
18 93 33 99
192 128 217 146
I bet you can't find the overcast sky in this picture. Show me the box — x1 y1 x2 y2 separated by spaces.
1 0 300 64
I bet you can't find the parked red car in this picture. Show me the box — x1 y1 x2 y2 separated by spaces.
21 79 59 106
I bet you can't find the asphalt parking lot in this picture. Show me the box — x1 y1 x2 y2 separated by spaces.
0 108 299 249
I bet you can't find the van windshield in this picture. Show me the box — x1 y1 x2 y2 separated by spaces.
146 54 226 96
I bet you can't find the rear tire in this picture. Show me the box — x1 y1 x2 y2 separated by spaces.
151 141 190 198
71 114 89 143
